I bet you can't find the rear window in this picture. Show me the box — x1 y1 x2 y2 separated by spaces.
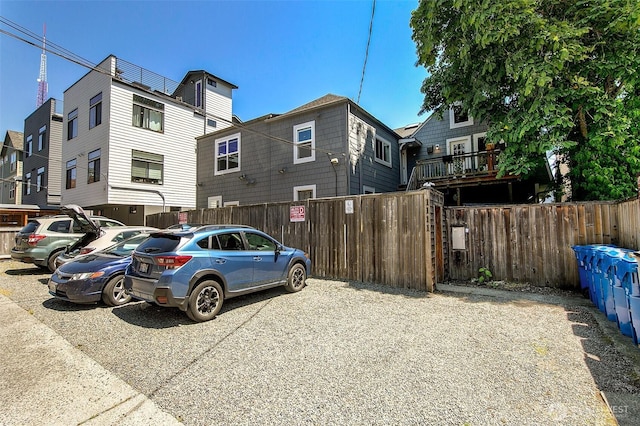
47 220 72 233
19 221 40 234
135 234 183 254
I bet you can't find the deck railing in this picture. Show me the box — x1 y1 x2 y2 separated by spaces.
407 150 501 190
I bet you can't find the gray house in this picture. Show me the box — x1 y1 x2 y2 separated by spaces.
22 98 63 207
401 106 551 205
195 94 401 208
1 130 24 205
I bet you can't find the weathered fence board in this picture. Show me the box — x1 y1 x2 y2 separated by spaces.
145 191 443 292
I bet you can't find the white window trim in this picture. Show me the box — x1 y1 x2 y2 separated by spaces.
293 184 316 201
374 135 392 168
446 136 472 155
449 104 474 129
208 196 223 208
214 133 241 176
473 132 487 151
293 121 315 164
223 201 239 207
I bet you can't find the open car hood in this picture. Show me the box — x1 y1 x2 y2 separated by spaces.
60 204 101 234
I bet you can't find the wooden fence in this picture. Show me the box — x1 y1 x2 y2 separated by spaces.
445 198 639 288
146 193 639 291
147 190 445 292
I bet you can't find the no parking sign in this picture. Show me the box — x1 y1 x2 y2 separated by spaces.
290 206 305 222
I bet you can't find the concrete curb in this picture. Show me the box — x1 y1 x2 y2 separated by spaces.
0 294 180 426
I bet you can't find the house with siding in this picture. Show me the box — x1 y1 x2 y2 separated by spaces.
195 94 401 207
21 98 63 207
401 106 552 205
60 55 236 225
1 130 24 205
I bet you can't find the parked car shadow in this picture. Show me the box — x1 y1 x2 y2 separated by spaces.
4 267 49 276
111 286 287 329
42 297 105 312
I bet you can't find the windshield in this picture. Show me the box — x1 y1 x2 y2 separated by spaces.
104 233 151 257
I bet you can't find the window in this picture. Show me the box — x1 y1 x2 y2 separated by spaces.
68 108 78 139
363 185 375 194
294 121 315 164
207 119 217 128
294 184 316 201
66 159 77 189
195 80 202 108
25 135 32 158
449 103 473 128
207 78 217 88
9 152 16 172
208 196 222 208
215 133 240 175
219 233 244 251
474 132 487 152
38 125 46 151
245 233 276 251
87 149 101 183
131 149 163 184
132 95 164 132
24 172 31 195
36 167 45 192
89 93 102 129
374 136 392 167
9 182 15 199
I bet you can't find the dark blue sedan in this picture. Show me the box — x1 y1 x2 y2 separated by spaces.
48 233 150 306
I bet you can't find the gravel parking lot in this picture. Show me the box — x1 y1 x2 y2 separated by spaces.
1 259 639 425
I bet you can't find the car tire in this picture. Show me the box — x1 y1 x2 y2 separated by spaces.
285 263 307 293
187 280 224 322
47 250 65 272
102 275 132 306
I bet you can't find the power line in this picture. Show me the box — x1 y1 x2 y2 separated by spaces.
0 17 345 163
357 0 376 104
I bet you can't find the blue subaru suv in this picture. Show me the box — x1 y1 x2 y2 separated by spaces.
124 225 311 322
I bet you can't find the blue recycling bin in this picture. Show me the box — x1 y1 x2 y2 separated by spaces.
591 245 613 313
613 252 638 340
572 245 593 300
596 247 622 322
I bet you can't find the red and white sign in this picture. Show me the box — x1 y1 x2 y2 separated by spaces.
178 211 188 224
290 206 306 222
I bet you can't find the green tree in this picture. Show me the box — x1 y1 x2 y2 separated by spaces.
410 0 640 201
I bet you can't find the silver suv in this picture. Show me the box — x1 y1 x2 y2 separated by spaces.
11 205 125 272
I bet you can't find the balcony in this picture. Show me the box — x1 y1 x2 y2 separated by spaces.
406 149 518 191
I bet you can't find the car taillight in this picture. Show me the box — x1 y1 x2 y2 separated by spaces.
80 247 95 255
27 234 47 246
156 255 192 269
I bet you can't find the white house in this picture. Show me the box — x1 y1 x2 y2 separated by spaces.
60 55 236 225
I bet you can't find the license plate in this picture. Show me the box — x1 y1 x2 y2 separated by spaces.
139 262 149 273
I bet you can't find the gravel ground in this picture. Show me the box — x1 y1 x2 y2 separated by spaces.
1 259 639 425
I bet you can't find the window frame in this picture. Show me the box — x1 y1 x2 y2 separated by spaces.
36 167 45 192
293 184 316 201
214 133 241 176
9 152 16 172
449 103 474 129
38 125 46 151
374 136 392 167
67 108 78 140
66 159 77 189
24 172 31 195
293 121 316 164
195 80 203 108
87 149 101 184
132 95 164 133
131 149 164 185
25 135 33 158
89 92 102 129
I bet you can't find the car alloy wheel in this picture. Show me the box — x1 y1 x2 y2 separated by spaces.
285 263 306 293
188 280 224 322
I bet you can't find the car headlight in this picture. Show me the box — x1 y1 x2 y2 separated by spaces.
70 271 105 281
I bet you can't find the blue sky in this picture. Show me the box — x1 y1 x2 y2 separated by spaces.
0 0 428 139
